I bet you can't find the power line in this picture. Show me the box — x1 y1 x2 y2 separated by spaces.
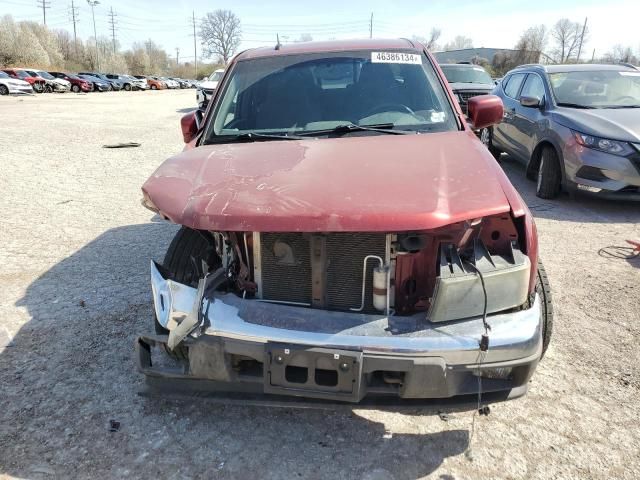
36 0 51 25
107 6 117 53
191 10 197 78
576 17 588 61
69 0 79 52
86 0 99 70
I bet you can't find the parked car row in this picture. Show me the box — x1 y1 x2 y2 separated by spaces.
0 67 199 95
439 61 640 201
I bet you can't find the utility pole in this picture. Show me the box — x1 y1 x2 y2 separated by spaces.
576 17 588 62
69 0 79 54
36 0 51 25
87 0 100 70
175 47 180 65
108 6 117 54
191 11 198 78
369 12 373 38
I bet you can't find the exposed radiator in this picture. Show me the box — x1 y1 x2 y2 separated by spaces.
257 232 387 313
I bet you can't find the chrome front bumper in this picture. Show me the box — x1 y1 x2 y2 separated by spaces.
151 261 542 365
146 261 542 403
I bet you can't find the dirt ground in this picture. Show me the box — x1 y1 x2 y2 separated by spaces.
0 89 639 480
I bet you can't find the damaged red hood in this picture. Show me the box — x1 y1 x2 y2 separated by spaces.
142 131 514 232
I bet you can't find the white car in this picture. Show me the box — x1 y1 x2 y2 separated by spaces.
32 69 71 92
0 70 33 95
196 68 224 109
120 74 149 90
161 77 180 89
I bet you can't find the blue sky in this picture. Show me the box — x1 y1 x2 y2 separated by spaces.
3 0 639 62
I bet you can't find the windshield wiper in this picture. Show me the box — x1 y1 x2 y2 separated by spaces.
556 102 596 109
603 105 640 109
209 132 310 143
298 123 416 136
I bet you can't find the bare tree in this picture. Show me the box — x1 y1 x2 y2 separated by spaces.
602 44 638 64
424 27 441 51
551 18 585 63
443 35 473 51
513 25 547 64
199 9 241 64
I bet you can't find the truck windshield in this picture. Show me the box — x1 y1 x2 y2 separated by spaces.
549 70 640 108
440 65 493 85
205 50 457 142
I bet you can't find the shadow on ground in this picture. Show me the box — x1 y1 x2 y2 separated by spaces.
0 223 470 479
500 155 640 226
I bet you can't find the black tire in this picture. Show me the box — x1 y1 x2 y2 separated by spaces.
33 83 43 93
536 147 562 199
480 127 502 160
44 84 53 93
151 84 157 90
124 83 131 91
0 84 8 95
534 260 553 358
155 227 219 359
71 84 80 93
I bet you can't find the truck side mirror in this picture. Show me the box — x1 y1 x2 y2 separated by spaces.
180 110 203 143
467 95 504 130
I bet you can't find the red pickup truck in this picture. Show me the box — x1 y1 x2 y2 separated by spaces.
138 39 553 408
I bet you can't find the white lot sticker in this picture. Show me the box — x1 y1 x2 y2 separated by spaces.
371 52 422 64
619 71 640 76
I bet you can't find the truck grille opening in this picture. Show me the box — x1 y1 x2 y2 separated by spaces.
258 232 387 313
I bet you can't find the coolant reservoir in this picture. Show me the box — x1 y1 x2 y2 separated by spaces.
373 266 389 312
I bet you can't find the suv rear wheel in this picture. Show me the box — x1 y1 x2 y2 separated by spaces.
536 146 562 199
480 127 502 160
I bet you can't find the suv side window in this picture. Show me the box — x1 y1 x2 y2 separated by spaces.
504 73 526 98
520 73 545 99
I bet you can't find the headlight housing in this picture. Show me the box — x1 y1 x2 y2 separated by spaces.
572 131 634 156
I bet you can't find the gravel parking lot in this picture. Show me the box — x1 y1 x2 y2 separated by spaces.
1 90 639 480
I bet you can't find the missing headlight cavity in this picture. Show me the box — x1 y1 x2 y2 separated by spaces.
430 239 530 322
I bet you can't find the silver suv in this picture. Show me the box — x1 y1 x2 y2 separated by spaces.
484 64 640 200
